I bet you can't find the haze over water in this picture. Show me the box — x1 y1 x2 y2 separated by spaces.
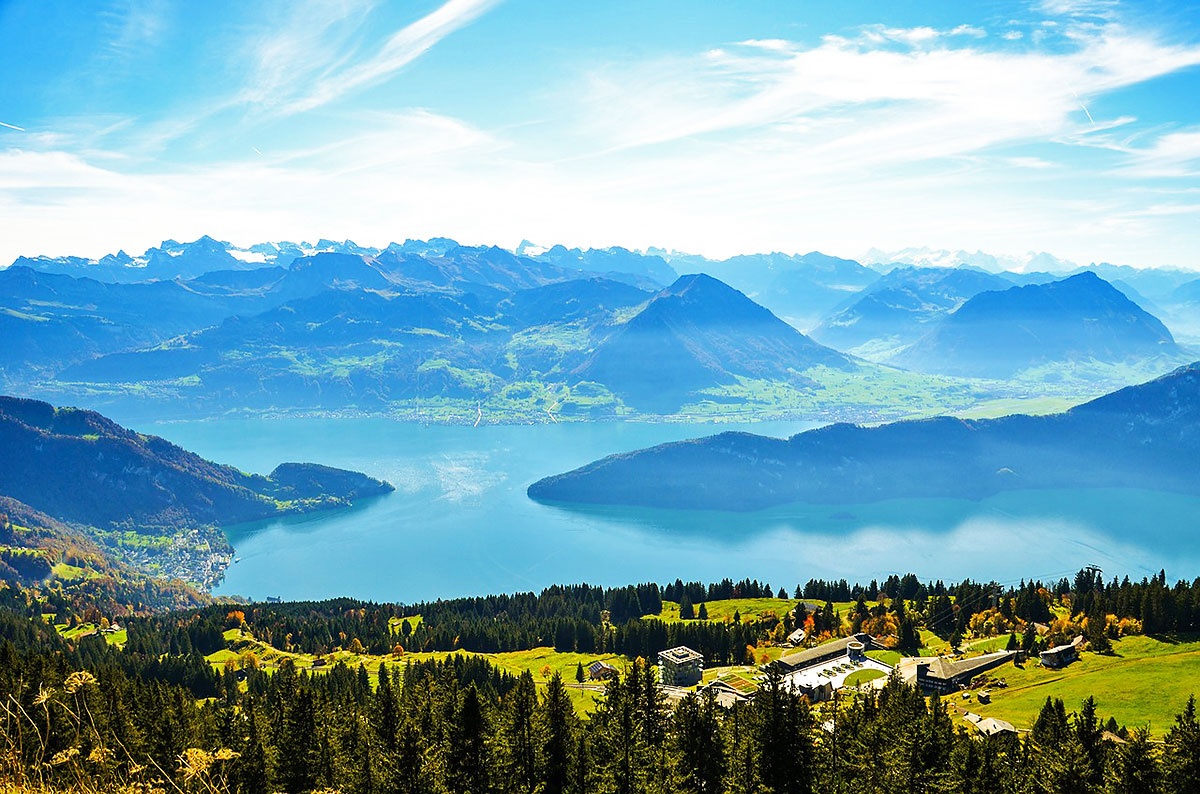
141 417 1200 602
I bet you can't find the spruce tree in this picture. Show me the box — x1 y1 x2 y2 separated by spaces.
672 690 726 794
502 670 541 793
1075 696 1106 788
540 673 578 794
1106 727 1160 794
234 709 270 794
1162 696 1200 792
277 689 319 793
447 685 492 794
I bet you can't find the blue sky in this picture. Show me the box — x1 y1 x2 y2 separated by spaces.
1 0 1199 268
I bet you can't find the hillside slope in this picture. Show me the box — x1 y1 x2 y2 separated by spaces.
0 396 393 532
529 361 1200 511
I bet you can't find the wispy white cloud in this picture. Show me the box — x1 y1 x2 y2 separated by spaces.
238 0 381 108
1118 128 1200 177
245 0 501 116
570 21 1200 171
1038 0 1120 20
99 0 169 60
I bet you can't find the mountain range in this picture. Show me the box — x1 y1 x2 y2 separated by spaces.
4 235 1194 420
528 361 1200 511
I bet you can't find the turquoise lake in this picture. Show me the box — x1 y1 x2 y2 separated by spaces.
140 417 1200 603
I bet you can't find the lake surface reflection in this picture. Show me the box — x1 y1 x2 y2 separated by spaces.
139 417 1200 602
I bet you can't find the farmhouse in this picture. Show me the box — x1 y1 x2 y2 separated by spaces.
588 660 619 681
658 645 704 686
1040 635 1084 668
964 712 1017 737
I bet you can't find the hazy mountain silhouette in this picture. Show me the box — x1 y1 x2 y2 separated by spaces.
890 272 1181 378
574 273 852 412
529 361 1200 510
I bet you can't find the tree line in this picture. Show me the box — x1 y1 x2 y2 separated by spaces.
2 637 1199 794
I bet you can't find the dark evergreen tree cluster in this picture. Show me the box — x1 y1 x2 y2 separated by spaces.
662 578 779 604
3 632 1198 794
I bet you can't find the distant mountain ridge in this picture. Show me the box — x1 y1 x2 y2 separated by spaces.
7 235 1193 420
528 361 1200 511
811 266 1012 355
891 272 1183 378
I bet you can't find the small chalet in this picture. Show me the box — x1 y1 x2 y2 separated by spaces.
964 712 1017 737
588 660 619 681
1040 635 1084 668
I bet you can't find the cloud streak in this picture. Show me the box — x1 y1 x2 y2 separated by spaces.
245 0 501 116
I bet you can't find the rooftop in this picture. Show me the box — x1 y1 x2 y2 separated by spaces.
659 646 703 665
1043 635 1085 655
776 632 875 670
922 650 1014 682
964 712 1017 736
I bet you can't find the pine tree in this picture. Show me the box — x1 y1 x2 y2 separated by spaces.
671 690 726 794
698 602 709 620
1162 695 1200 792
1023 622 1039 653
753 665 815 793
234 708 270 794
277 689 320 793
447 685 492 794
540 673 578 794
393 718 426 794
1106 727 1160 794
1075 696 1106 788
680 596 695 620
591 672 648 794
575 662 585 683
502 670 541 793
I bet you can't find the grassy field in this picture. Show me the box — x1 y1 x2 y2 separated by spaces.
867 649 903 666
55 622 125 646
650 598 797 623
209 629 621 712
845 668 888 686
919 629 951 656
952 395 1083 419
972 635 1200 735
387 615 424 634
